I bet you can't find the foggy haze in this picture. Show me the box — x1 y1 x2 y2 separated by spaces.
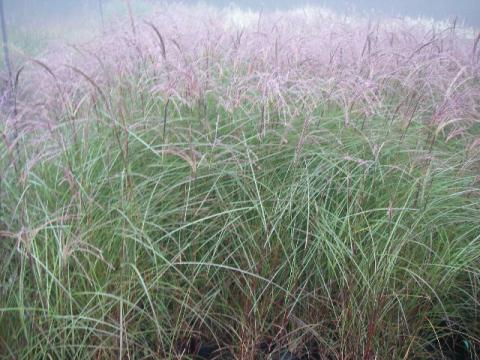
4 0 480 27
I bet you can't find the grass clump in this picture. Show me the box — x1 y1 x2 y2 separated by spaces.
1 4 480 359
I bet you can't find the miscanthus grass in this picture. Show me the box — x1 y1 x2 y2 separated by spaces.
1 4 479 359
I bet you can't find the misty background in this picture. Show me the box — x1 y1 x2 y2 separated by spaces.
1 0 479 71
4 0 480 26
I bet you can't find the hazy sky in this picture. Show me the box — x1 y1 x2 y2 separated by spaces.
4 0 480 27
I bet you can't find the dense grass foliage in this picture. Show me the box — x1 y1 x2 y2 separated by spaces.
1 5 480 359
